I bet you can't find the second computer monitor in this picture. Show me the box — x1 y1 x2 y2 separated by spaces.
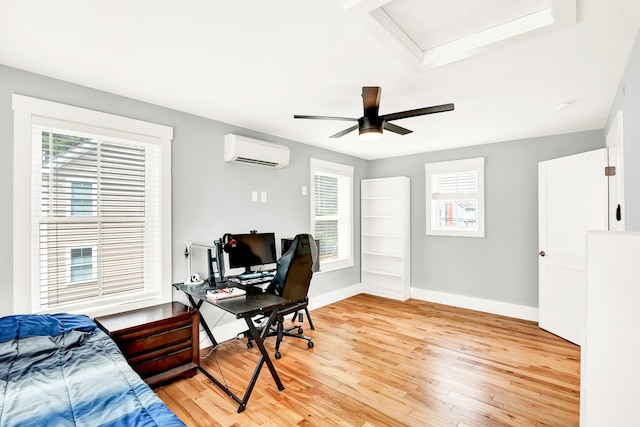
228 232 277 273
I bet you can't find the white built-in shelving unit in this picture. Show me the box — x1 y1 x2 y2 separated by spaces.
361 176 410 301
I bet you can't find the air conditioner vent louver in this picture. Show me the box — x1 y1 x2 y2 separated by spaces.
235 157 279 168
224 134 290 169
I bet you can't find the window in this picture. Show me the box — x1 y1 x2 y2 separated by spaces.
69 181 95 216
68 246 96 283
425 157 485 237
13 94 173 315
310 158 354 271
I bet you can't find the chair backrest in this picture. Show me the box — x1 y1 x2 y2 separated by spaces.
266 234 316 303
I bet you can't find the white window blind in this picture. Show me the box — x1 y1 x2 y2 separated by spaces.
13 94 172 316
432 171 478 193
34 126 160 309
425 157 485 238
310 158 354 271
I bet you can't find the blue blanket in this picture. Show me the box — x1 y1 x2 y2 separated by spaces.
0 313 186 427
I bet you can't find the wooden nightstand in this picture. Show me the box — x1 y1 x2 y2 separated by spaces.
95 302 199 387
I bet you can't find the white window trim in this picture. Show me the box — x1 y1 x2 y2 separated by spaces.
13 94 173 317
425 157 485 238
309 158 354 272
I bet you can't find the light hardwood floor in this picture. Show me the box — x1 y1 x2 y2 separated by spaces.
156 294 580 427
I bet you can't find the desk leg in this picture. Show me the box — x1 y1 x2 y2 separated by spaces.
185 294 219 348
238 310 285 412
196 366 245 408
179 293 284 413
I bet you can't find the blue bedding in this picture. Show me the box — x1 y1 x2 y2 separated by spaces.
0 313 186 427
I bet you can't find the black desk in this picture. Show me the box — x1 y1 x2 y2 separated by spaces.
173 283 289 413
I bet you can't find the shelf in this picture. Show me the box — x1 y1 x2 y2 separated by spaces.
362 233 401 238
361 196 401 201
362 251 402 258
362 269 402 278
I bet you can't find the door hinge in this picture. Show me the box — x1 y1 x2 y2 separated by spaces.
605 166 616 176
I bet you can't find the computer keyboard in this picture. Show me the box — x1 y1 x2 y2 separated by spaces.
239 272 263 280
228 271 275 285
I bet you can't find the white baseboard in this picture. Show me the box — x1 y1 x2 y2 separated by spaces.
308 282 363 311
411 288 538 322
199 283 363 348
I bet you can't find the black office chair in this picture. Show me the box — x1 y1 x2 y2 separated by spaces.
247 233 316 359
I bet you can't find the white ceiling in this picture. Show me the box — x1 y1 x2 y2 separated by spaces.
1 0 639 160
382 0 553 52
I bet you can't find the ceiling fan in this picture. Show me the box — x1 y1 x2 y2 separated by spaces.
294 86 454 141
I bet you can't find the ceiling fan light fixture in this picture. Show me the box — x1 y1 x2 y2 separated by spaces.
358 116 383 141
359 128 383 141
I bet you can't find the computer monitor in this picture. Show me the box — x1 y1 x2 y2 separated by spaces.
227 232 277 273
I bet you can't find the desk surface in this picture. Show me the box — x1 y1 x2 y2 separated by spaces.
175 283 289 318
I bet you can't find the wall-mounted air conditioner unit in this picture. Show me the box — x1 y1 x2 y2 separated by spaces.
224 133 290 169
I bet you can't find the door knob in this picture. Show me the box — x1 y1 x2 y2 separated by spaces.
539 250 546 257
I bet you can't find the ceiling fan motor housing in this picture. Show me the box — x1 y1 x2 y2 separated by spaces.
358 115 384 136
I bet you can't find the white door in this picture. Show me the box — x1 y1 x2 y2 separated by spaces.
538 149 608 345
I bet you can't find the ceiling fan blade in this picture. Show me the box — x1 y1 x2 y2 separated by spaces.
329 125 359 138
294 115 357 122
362 86 381 117
382 103 455 122
383 121 412 135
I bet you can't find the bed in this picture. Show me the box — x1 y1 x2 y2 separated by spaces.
0 313 186 427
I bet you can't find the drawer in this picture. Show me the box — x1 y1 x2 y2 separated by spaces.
127 340 193 365
132 347 194 379
118 324 193 357
115 315 193 342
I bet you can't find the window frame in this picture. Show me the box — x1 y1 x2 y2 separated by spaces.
425 157 485 238
13 94 173 317
309 158 354 272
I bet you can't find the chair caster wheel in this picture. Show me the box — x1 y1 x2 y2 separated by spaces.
297 327 303 334
247 342 253 349
308 341 314 349
275 351 281 359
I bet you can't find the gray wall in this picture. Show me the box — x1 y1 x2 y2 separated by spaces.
606 28 640 231
369 131 604 308
0 64 368 316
